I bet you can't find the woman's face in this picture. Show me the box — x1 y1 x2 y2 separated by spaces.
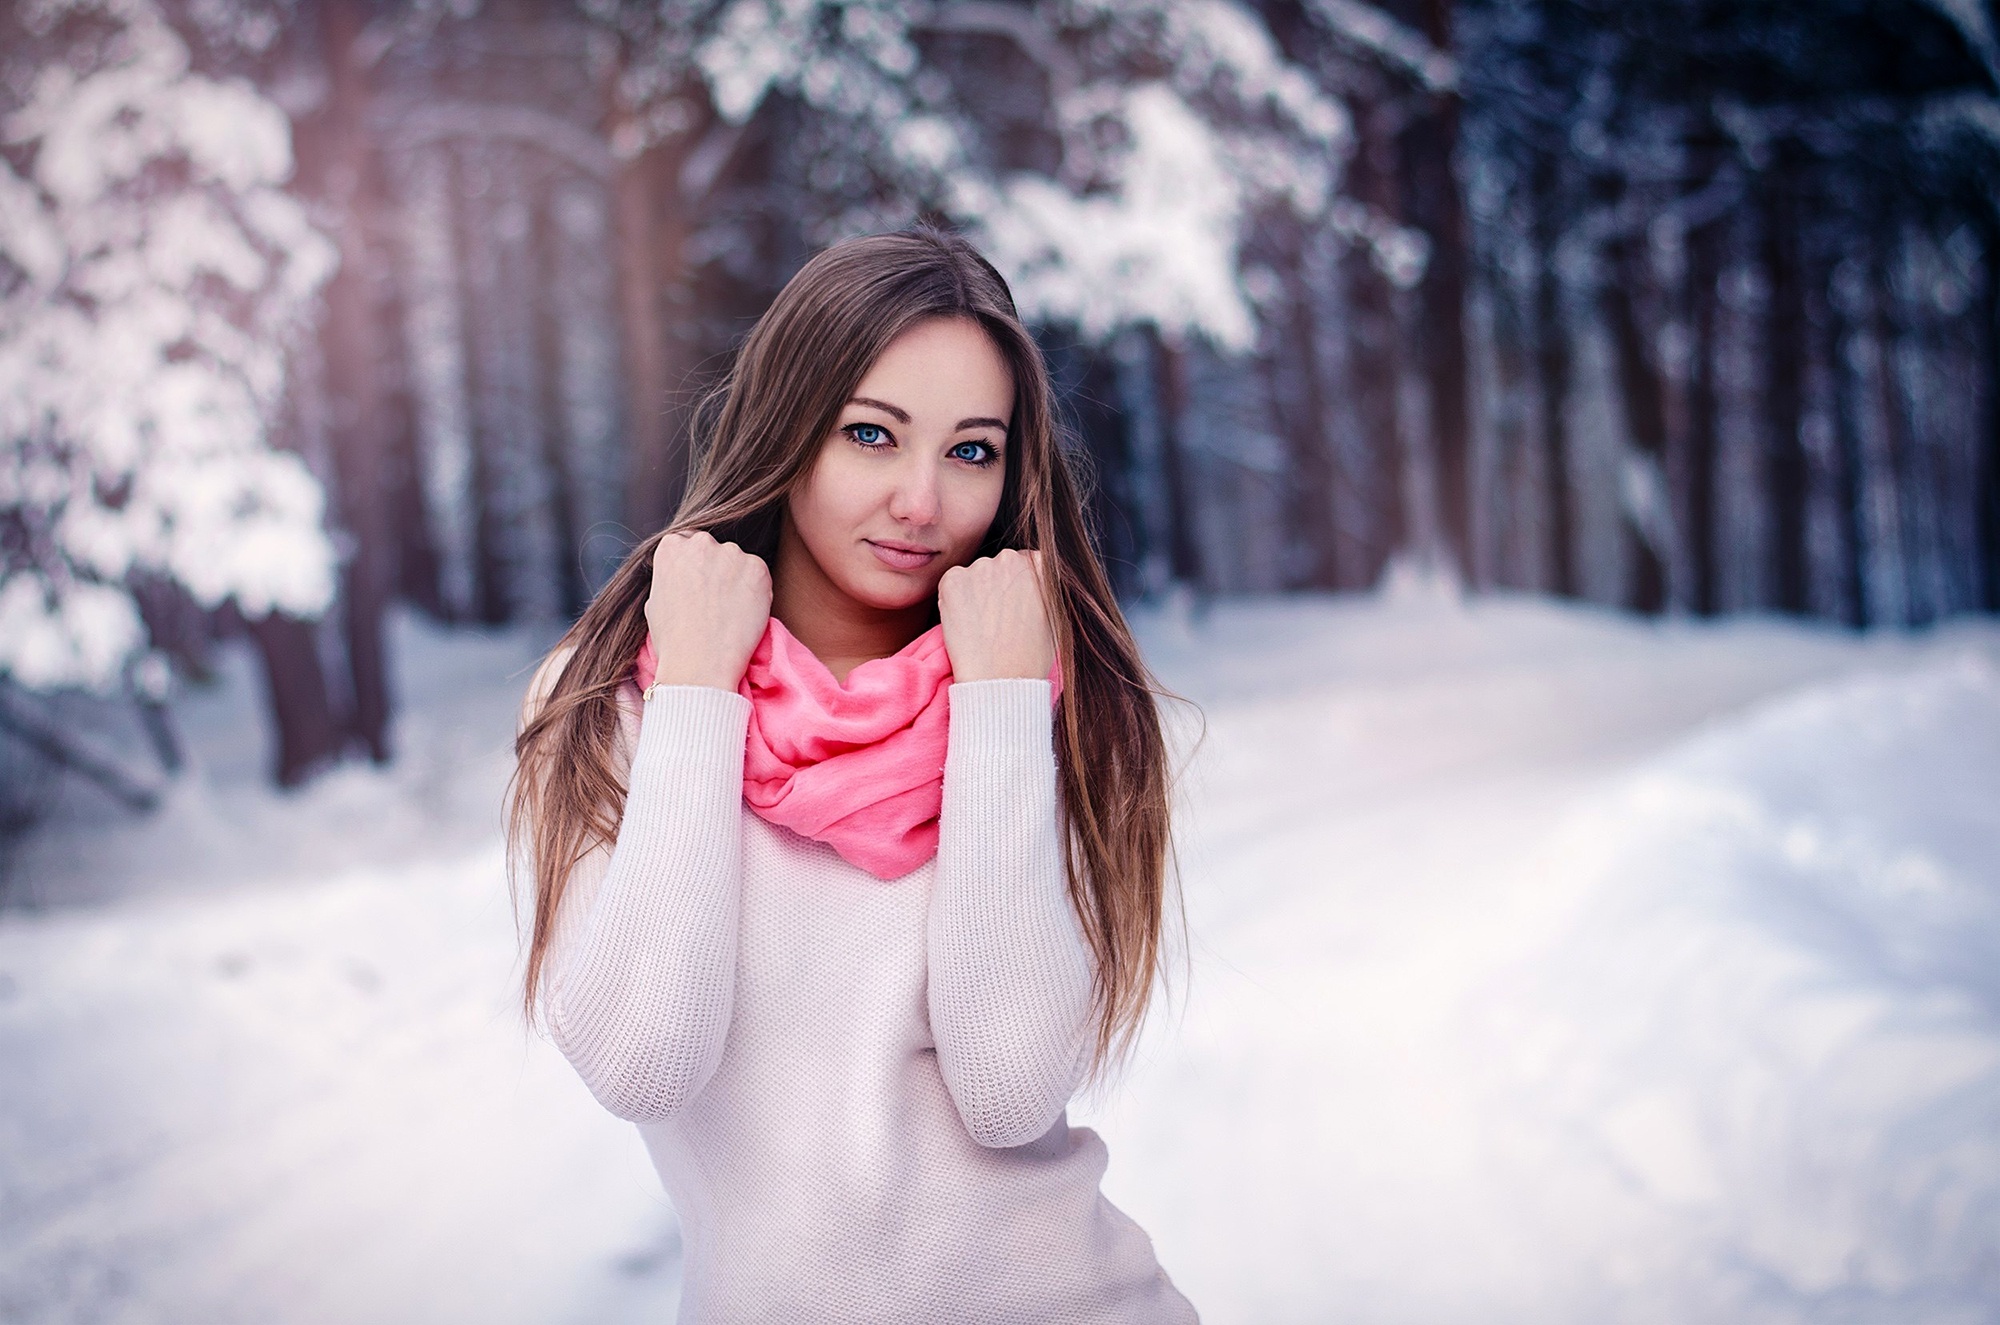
783 316 1014 613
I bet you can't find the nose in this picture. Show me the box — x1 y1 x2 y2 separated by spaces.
886 453 942 527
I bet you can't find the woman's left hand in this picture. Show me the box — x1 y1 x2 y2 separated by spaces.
938 549 1056 683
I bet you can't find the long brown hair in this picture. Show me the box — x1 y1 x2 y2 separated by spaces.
507 225 1178 1073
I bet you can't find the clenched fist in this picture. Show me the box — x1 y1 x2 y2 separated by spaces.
646 531 773 691
937 548 1056 683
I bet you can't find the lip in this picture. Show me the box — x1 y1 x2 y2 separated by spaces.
865 538 941 571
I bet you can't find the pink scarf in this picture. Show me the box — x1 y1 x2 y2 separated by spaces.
634 619 1059 880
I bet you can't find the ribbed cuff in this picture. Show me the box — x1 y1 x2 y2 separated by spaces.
945 678 1055 798
632 684 752 784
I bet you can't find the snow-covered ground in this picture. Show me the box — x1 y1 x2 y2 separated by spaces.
3 588 1997 1324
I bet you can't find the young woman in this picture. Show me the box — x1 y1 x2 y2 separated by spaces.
509 227 1197 1323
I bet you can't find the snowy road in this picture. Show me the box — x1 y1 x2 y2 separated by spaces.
4 592 1999 1323
0 620 683 1324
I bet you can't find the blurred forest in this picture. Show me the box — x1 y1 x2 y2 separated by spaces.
2 0 1998 801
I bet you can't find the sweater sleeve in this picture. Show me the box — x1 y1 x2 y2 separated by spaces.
927 677 1096 1148
544 683 750 1124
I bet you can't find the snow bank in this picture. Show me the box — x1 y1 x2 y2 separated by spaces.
1471 654 2000 1322
1084 596 2000 1324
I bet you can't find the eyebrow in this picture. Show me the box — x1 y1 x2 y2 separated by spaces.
848 397 1009 433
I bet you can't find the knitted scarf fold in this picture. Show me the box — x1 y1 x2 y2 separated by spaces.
634 617 1058 880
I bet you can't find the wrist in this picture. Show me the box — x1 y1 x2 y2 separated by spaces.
950 652 1054 684
645 632 743 692
950 667 1042 683
645 672 741 695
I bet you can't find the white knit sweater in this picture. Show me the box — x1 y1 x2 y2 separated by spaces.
545 678 1197 1324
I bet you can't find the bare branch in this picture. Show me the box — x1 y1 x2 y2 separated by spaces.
375 100 617 180
0 689 160 813
1307 0 1457 94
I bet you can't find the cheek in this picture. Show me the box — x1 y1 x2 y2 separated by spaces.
943 470 1006 553
792 449 875 546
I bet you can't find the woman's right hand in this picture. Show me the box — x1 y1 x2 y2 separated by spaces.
645 531 772 692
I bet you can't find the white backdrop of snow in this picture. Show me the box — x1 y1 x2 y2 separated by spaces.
4 595 2000 1322
0 0 338 693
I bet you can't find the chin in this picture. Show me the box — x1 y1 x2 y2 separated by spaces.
841 563 946 612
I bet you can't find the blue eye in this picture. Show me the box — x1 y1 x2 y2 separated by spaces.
951 440 999 467
847 423 891 447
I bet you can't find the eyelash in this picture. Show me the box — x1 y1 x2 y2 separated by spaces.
842 422 1001 468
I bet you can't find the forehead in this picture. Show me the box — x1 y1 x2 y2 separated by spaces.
852 317 1013 420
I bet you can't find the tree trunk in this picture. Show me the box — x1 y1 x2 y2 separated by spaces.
613 141 679 535
1276 232 1341 588
610 65 713 537
1683 215 1724 616
531 174 586 621
1155 332 1205 587
1871 219 1926 625
1406 0 1472 581
1761 141 1810 615
1980 213 2000 612
381 262 445 619
1345 100 1409 585
1601 228 1670 614
450 145 520 627
1529 149 1576 596
1821 249 1870 627
1043 335 1141 596
309 0 395 763
242 613 345 788
1484 269 1536 589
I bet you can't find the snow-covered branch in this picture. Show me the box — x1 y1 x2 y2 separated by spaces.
959 0 1355 349
375 100 619 180
659 0 1357 351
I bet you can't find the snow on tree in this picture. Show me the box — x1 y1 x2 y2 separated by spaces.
962 0 1354 352
684 0 1353 351
967 81 1274 350
0 0 338 694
